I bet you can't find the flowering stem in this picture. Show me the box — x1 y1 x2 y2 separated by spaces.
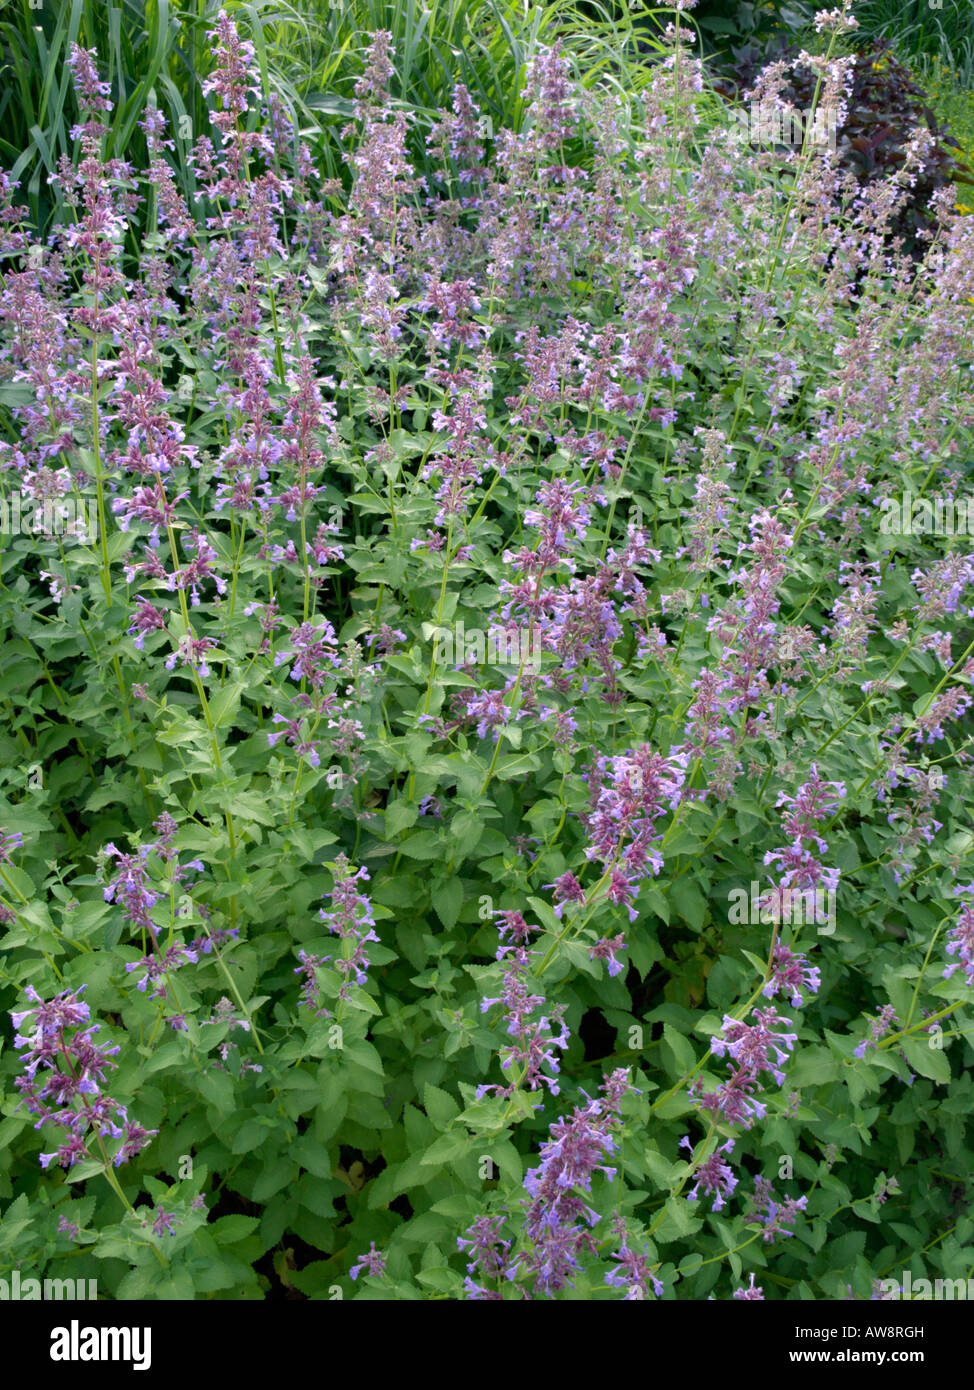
88 294 113 604
649 918 782 1117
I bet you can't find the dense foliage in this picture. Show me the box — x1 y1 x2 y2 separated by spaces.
1 4 974 1301
713 35 970 256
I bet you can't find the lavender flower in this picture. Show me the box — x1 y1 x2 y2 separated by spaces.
349 1242 387 1280
686 1138 739 1212
588 934 628 978
762 944 821 1007
504 1069 634 1297
294 949 330 1018
102 820 204 937
943 883 974 986
853 1004 898 1059
745 1176 809 1242
457 1215 511 1300
318 856 378 1004
10 984 156 1169
762 765 846 903
0 827 23 863
605 1240 664 1300
124 941 199 1001
478 915 569 1100
545 872 585 919
710 1007 798 1086
580 746 687 921
274 620 341 688
143 1206 181 1238
691 1006 798 1129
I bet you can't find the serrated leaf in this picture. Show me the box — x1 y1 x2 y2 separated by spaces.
211 1214 261 1244
898 1033 951 1084
421 1129 473 1166
432 876 463 930
423 1082 460 1128
385 800 418 838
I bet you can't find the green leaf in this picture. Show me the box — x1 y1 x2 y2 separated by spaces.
385 800 418 838
199 1070 236 1115
790 1046 840 1088
424 1082 460 1129
0 1116 27 1149
644 1147 684 1191
668 878 707 932
344 985 382 1016
898 1034 951 1084
65 1159 106 1184
432 876 463 930
1 865 34 899
655 1195 703 1242
208 680 245 729
526 895 561 935
741 949 769 978
490 1137 522 1186
291 1136 335 1179
416 1266 463 1293
252 1159 300 1203
661 1023 696 1077
420 1129 473 1166
449 809 484 857
397 830 444 861
211 1214 261 1244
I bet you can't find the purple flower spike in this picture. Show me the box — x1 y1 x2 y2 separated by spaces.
349 1242 387 1281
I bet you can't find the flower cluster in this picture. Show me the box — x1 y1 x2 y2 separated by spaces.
580 746 687 920
683 1136 739 1212
102 816 204 938
690 1006 799 1130
317 857 379 1005
294 949 330 1018
459 1075 639 1300
477 912 569 1100
758 765 846 919
469 1067 633 1295
0 827 23 863
201 997 262 1074
10 985 156 1170
507 1068 634 1297
2 0 974 1306
694 508 796 749
943 882 974 987
457 1215 512 1300
349 1242 387 1281
605 1236 665 1301
745 1176 809 1242
853 1004 899 1059
762 943 822 1007
143 1206 181 1238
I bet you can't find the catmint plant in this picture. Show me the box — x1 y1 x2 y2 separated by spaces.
1 0 973 1305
